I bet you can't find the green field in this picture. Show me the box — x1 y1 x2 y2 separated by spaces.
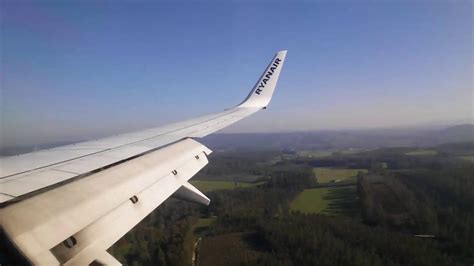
290 186 357 215
405 149 438 156
313 167 367 183
290 188 331 214
190 180 264 192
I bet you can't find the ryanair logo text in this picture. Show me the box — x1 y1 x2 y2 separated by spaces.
255 57 281 95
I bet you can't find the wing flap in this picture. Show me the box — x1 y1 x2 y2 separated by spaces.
1 138 212 265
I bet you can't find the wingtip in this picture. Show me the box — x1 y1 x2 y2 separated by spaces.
238 50 287 108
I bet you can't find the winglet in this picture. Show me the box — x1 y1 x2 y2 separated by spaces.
238 50 287 108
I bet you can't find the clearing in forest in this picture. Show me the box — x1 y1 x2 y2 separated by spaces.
290 186 358 216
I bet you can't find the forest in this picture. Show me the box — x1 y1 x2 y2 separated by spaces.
109 141 474 266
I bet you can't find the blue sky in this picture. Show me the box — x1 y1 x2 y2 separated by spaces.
1 0 472 147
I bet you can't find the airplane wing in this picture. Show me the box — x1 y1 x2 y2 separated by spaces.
0 50 287 265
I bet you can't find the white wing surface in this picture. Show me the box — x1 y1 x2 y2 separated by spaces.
0 50 287 265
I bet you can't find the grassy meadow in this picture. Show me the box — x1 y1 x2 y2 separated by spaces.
289 186 358 216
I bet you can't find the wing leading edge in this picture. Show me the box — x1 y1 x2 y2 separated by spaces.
0 50 287 265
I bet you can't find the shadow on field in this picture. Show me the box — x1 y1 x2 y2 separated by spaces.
322 186 360 217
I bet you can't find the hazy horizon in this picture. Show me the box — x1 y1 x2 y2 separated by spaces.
1 1 472 148
1 120 472 151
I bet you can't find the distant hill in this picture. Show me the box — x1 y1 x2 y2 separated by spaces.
436 141 474 156
433 124 474 144
202 124 474 151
